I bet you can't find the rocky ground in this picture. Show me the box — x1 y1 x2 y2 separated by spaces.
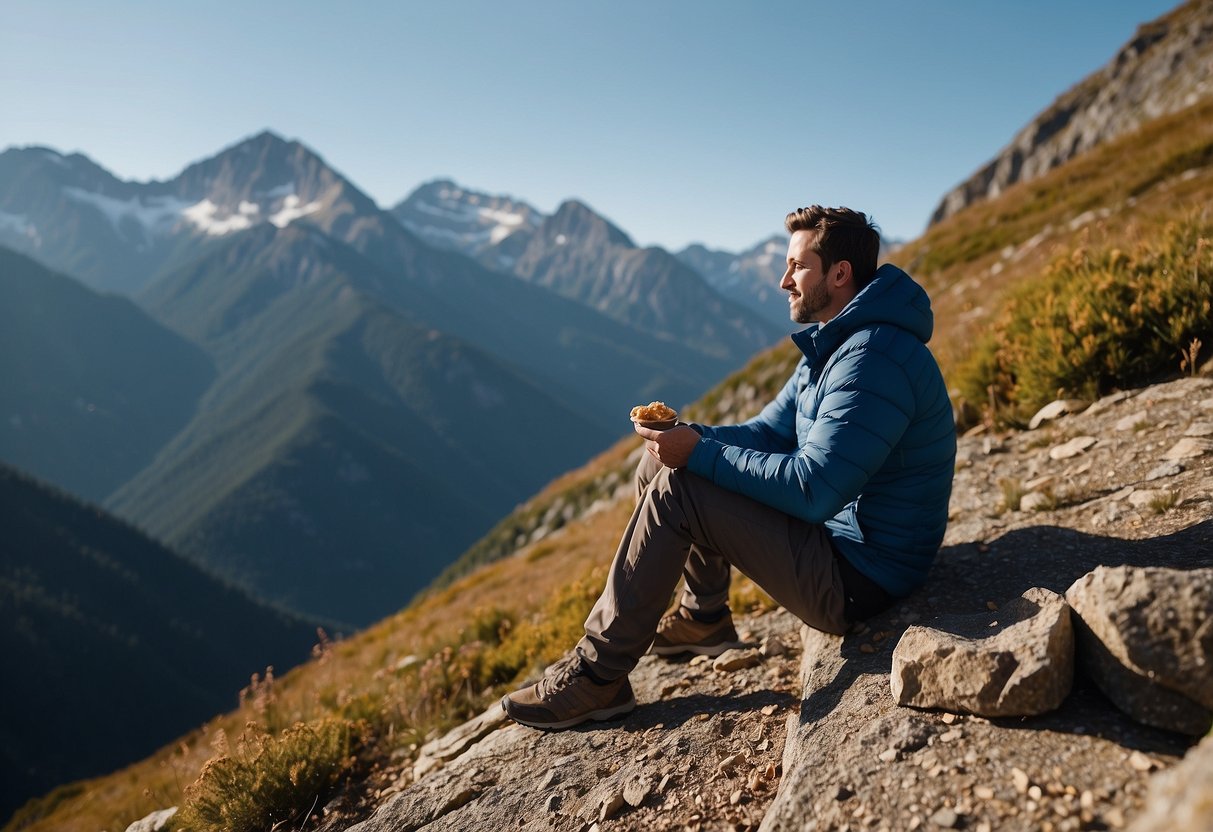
335 608 803 832
304 375 1213 832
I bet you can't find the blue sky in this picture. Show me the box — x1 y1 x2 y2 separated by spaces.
2 1 1180 252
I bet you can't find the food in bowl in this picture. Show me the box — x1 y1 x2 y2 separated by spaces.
630 401 678 429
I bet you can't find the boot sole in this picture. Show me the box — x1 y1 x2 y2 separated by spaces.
650 639 746 657
500 695 636 731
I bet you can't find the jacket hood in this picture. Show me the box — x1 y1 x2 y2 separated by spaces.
791 264 934 361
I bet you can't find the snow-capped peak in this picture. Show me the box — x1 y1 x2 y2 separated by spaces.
391 179 545 258
61 180 322 240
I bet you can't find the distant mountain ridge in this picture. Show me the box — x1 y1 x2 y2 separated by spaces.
393 179 786 354
0 248 214 502
110 223 616 625
0 130 785 627
931 0 1213 223
676 235 793 329
0 462 317 822
0 132 370 294
510 200 781 360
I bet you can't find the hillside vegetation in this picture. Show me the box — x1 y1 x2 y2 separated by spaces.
888 94 1213 426
9 78 1213 832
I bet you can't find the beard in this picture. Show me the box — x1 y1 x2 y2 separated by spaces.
789 274 831 324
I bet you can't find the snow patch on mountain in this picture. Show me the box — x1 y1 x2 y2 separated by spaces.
182 199 258 236
63 183 322 238
392 180 543 259
269 194 322 228
63 187 191 237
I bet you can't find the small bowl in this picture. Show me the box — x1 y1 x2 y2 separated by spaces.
632 417 678 431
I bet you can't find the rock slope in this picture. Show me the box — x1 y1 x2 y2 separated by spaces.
305 374 1211 832
930 0 1213 224
335 609 803 831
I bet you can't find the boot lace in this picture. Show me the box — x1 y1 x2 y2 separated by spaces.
536 653 584 699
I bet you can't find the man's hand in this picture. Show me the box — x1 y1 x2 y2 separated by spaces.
634 424 700 469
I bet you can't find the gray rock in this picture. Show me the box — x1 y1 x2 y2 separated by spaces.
1115 409 1150 431
1127 732 1213 831
1028 399 1089 429
1066 566 1213 735
1087 389 1135 415
890 587 1073 717
713 648 762 672
413 701 509 779
1145 461 1184 481
1162 437 1213 460
1049 436 1097 460
1183 421 1213 436
348 783 480 832
124 808 177 832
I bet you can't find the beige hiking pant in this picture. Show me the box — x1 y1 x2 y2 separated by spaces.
577 452 849 681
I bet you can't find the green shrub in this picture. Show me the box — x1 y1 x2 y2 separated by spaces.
177 718 359 832
957 215 1213 424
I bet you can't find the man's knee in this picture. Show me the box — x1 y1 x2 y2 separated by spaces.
634 452 664 499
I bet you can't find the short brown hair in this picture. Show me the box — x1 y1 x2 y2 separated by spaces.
785 206 881 289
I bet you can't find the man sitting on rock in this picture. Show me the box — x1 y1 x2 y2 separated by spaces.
502 205 957 730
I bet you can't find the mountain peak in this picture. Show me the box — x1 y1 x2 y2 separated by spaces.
545 200 634 248
390 178 544 262
207 129 311 167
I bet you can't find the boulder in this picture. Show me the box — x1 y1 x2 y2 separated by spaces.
1127 732 1213 831
1066 565 1213 735
890 587 1073 717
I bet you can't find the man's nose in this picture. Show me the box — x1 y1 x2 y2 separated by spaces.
780 268 794 289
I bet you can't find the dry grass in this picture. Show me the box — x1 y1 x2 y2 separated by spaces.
889 96 1213 396
177 718 360 832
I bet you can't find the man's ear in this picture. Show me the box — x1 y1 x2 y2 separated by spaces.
835 260 853 285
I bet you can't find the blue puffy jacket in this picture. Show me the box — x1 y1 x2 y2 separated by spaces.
686 263 956 597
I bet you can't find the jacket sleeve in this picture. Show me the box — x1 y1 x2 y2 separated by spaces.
692 361 803 453
687 346 914 523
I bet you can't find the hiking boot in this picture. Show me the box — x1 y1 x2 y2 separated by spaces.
501 654 635 730
650 605 744 657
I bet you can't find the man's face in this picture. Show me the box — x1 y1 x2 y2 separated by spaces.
781 230 842 324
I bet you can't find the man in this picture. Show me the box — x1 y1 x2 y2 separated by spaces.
502 205 956 730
